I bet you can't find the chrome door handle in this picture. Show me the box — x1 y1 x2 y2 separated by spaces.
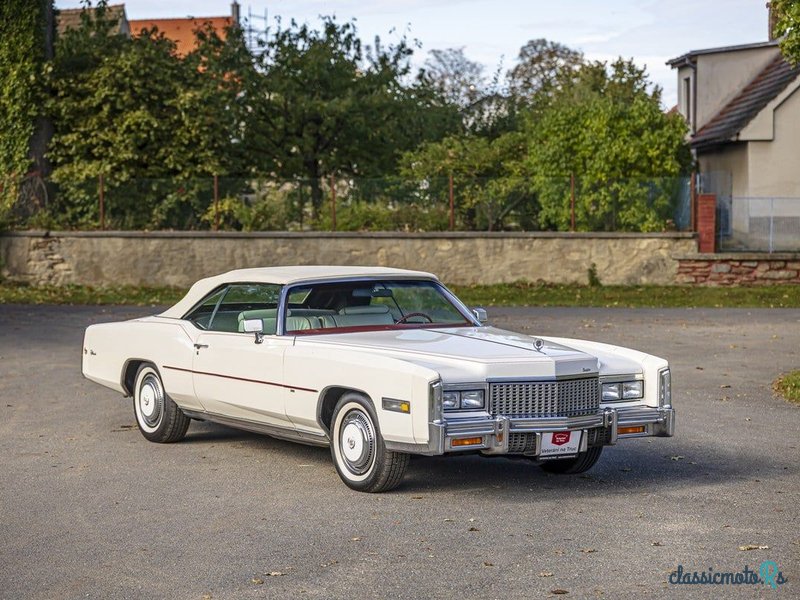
194 343 209 349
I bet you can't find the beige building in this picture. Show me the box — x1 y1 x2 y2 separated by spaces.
668 39 800 251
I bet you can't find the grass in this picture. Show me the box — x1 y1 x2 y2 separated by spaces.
1 280 799 309
773 371 800 404
451 282 800 309
0 283 186 306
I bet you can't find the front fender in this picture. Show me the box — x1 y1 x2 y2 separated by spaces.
284 345 439 445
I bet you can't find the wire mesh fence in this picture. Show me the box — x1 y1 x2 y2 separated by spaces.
718 197 800 253
2 174 694 234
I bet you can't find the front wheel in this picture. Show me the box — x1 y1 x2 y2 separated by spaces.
538 446 603 474
330 393 409 492
133 363 190 443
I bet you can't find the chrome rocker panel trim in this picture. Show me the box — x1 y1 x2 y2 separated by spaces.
182 409 330 447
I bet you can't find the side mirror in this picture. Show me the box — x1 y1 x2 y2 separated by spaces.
242 318 264 344
472 307 488 324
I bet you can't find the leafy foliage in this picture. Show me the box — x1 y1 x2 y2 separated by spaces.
507 38 584 102
399 133 534 230
772 0 800 65
47 4 254 228
11 5 690 233
422 47 485 108
521 59 692 231
248 18 459 216
0 0 47 221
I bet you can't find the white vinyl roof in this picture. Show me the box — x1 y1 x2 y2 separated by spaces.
160 265 439 318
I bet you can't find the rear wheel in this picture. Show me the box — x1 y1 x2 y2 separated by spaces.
538 446 603 474
330 393 408 492
133 363 190 443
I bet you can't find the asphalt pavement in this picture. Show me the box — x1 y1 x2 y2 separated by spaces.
1 304 798 599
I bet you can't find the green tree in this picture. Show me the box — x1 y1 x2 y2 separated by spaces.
47 4 254 228
399 132 532 230
772 0 800 65
507 38 584 102
249 18 458 217
422 47 485 108
521 59 692 231
49 14 188 226
178 23 255 177
0 0 48 219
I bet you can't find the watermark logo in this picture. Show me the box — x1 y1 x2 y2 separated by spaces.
669 562 788 589
552 432 571 446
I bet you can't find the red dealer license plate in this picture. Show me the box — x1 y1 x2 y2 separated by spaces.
540 431 583 458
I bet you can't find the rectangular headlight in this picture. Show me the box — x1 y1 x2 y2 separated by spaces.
602 383 621 401
442 389 485 410
442 391 460 410
602 380 643 402
622 380 643 399
659 369 672 407
460 390 485 410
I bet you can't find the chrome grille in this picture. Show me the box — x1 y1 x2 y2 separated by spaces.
490 377 599 418
507 433 537 453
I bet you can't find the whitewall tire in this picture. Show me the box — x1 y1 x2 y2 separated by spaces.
133 363 190 443
330 393 408 493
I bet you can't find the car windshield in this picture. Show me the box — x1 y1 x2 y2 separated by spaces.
284 279 472 334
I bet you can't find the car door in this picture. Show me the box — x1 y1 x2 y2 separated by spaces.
186 282 293 427
192 331 293 426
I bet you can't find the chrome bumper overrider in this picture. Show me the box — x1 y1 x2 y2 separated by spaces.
385 406 675 456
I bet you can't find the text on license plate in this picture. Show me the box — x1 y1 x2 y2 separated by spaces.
540 430 584 457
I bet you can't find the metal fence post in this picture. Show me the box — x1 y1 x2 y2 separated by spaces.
448 174 454 231
213 175 220 232
98 173 105 230
570 173 576 232
330 174 337 231
690 171 697 232
769 198 774 254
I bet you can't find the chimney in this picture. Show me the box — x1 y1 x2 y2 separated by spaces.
231 1 241 26
768 1 779 41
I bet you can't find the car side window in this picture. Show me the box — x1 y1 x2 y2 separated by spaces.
186 283 282 333
186 287 227 330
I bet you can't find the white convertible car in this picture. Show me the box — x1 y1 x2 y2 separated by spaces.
82 266 674 492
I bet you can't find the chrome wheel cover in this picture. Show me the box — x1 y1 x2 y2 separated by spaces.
138 373 164 428
338 410 376 475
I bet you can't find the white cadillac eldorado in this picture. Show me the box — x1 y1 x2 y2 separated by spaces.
82 266 675 492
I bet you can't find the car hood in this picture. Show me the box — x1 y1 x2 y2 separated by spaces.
296 326 607 382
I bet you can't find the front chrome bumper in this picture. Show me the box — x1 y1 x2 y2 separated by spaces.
385 406 675 456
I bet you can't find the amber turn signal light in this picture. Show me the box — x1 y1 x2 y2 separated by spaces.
451 437 483 447
618 425 646 435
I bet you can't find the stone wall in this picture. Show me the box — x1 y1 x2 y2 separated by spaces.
0 231 697 287
675 253 800 285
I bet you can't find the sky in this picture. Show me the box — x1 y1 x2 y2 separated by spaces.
55 0 772 108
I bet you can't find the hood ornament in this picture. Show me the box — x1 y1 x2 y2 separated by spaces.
533 338 544 351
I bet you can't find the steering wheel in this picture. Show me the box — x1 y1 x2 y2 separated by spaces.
396 312 434 324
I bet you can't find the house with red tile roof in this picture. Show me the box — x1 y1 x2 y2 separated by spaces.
129 14 235 57
668 8 800 251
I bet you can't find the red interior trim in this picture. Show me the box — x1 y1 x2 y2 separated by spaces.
289 323 473 336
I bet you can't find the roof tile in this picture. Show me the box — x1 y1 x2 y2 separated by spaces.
692 54 800 149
